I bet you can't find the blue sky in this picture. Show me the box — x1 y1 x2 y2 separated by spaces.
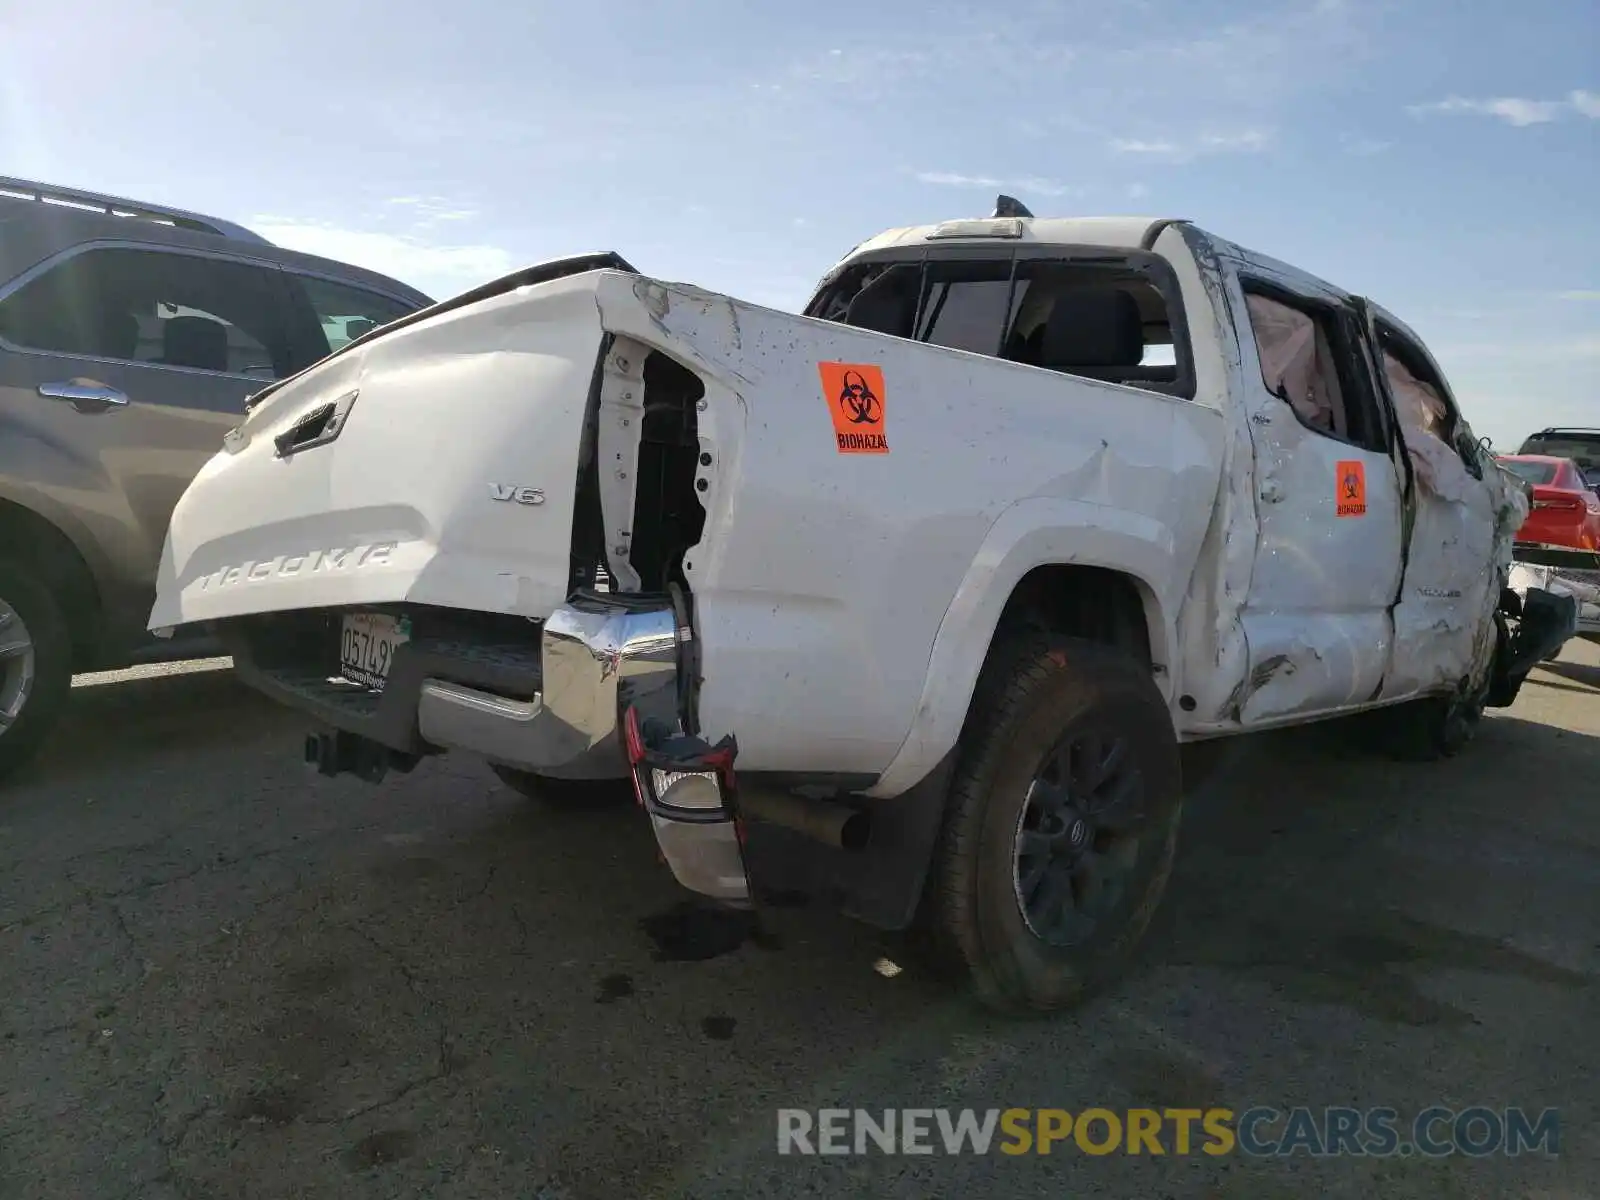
3 0 1595 447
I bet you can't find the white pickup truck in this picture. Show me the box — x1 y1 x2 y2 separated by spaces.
149 201 1575 1012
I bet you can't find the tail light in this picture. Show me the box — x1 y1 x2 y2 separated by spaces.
623 705 738 814
622 704 751 905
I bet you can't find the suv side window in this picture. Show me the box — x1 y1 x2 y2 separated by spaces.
283 273 416 358
0 247 293 378
1240 284 1388 454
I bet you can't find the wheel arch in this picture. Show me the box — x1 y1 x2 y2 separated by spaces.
0 497 103 670
865 500 1180 799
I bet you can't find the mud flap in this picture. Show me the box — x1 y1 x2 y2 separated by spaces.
1485 587 1579 708
623 705 752 908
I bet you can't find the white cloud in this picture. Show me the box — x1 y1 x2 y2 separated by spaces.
1558 290 1600 301
1110 139 1178 157
914 171 1083 198
1409 95 1561 125
250 217 514 296
916 171 1005 189
1110 129 1271 162
384 195 477 222
1567 89 1600 117
1408 89 1600 126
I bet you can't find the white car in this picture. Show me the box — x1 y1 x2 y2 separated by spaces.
148 205 1575 1012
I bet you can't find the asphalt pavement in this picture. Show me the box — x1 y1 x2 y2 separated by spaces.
2 644 1597 1199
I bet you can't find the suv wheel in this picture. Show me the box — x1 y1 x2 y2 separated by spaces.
0 562 73 782
923 634 1184 1013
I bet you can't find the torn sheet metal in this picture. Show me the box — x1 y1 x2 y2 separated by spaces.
1168 227 1258 728
1382 351 1473 504
1382 438 1527 698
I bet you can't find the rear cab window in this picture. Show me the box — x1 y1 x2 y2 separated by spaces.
803 245 1196 399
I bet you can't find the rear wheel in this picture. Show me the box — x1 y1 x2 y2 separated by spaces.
0 562 73 783
923 634 1184 1013
489 764 633 807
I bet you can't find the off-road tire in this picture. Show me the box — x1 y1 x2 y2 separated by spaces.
921 634 1184 1013
489 764 633 807
0 562 73 783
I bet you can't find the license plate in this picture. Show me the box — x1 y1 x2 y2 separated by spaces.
339 612 410 690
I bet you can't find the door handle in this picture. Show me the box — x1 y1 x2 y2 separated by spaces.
38 381 130 411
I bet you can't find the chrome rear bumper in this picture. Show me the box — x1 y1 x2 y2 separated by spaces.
223 592 684 780
419 597 681 779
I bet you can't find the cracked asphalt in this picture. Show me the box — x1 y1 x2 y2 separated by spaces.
2 645 1598 1200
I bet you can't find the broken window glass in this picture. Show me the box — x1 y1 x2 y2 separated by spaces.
1243 292 1347 438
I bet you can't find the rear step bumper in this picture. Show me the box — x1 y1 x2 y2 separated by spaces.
222 593 682 781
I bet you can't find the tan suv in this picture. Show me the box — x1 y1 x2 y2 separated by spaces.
0 177 433 778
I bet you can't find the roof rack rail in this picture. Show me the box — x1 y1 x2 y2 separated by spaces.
0 175 270 245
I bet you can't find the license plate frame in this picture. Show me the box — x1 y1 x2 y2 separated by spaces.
338 611 410 691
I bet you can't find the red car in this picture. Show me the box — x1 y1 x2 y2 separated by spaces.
1496 454 1600 551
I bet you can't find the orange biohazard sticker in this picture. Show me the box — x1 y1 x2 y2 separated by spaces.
1335 459 1367 517
818 362 888 454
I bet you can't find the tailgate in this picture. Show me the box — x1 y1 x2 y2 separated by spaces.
149 271 610 628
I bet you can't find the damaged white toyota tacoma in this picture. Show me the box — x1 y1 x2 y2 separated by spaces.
148 199 1576 1013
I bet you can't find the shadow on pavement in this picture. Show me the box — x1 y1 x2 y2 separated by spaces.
1146 714 1598 1026
18 663 297 788
1533 658 1600 693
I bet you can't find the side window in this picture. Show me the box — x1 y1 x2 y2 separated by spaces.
0 247 293 377
284 274 416 358
809 255 1194 397
1241 286 1386 453
1373 324 1481 479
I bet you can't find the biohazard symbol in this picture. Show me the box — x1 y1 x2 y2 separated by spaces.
1335 459 1367 517
818 362 888 454
838 370 881 425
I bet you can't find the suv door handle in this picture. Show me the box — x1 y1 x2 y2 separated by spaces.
38 381 130 411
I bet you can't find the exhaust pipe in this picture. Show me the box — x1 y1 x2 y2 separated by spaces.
740 787 871 851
